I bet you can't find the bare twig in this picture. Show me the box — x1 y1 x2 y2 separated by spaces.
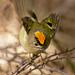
11 60 30 75
25 56 69 75
11 47 75 75
47 48 75 59
45 65 69 75
0 43 20 50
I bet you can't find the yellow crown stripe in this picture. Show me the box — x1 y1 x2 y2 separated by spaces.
35 31 45 44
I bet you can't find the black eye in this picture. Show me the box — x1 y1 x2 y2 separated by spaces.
35 43 38 46
47 22 52 27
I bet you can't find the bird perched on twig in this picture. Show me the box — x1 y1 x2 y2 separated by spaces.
10 0 59 64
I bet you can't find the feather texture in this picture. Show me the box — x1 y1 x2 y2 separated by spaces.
10 0 34 18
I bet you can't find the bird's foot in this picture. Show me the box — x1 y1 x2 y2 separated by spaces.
29 56 34 64
40 54 46 66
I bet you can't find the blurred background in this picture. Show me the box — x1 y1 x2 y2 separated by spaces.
0 0 75 75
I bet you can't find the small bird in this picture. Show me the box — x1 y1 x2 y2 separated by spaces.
10 0 59 63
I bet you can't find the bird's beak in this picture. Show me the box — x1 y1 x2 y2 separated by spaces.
41 48 47 54
35 46 46 54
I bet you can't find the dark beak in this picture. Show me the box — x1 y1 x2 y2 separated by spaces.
41 48 47 54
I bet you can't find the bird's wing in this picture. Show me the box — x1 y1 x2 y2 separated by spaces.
10 0 36 34
10 0 34 19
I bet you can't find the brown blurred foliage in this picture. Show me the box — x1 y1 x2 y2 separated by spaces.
0 0 75 75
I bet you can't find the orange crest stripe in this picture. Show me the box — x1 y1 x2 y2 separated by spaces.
35 31 45 44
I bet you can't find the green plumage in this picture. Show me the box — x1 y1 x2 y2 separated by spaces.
10 0 59 54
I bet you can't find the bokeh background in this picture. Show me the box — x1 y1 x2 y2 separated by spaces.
0 0 75 75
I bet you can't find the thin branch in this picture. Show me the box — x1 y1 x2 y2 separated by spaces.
47 47 75 59
45 65 69 75
0 43 20 50
11 60 30 75
25 56 72 75
11 47 75 75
